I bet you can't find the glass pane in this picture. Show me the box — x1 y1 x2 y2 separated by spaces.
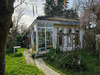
46 28 52 31
38 28 45 51
46 23 52 27
34 32 36 45
46 28 52 49
38 23 45 27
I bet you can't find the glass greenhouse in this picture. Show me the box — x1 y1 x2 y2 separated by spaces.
31 23 53 55
23 16 84 56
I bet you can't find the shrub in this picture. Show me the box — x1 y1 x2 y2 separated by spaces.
14 53 22 57
58 51 86 71
47 47 86 71
47 47 62 61
6 48 13 54
56 47 60 53
47 47 56 61
6 47 18 54
83 32 96 55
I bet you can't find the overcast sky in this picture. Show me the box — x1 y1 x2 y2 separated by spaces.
13 0 74 28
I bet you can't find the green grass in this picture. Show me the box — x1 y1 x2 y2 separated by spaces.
43 59 70 75
43 50 100 75
6 48 44 75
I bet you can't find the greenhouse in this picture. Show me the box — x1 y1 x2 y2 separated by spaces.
23 16 84 56
30 22 53 55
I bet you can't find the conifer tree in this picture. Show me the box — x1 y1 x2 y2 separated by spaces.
44 0 78 19
44 0 69 16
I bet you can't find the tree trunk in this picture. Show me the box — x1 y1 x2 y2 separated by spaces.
0 28 8 75
0 14 12 75
0 0 15 75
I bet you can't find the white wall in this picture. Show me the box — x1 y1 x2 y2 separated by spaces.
53 25 84 51
79 29 85 49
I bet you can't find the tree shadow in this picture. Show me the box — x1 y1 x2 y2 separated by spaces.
14 53 23 57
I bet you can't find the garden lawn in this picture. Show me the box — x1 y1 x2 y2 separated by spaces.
43 50 100 75
6 48 44 75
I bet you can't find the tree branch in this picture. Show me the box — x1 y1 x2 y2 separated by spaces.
14 0 25 9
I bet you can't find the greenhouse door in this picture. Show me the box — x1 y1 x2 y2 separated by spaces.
38 28 45 51
46 28 52 49
38 23 53 51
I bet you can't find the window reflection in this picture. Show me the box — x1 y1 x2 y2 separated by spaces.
38 23 53 51
38 23 45 27
38 28 45 50
46 23 52 27
46 28 52 49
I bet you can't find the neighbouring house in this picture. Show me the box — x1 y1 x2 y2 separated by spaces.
23 16 85 56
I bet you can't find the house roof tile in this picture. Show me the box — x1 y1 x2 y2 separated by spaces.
37 16 80 25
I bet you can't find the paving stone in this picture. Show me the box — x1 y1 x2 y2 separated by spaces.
35 58 60 75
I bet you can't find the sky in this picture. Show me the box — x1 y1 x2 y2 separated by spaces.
13 0 73 28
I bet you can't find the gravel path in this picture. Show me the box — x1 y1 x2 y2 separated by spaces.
35 58 60 75
24 50 60 75
23 50 35 65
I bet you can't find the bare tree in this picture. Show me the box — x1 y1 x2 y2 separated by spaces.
0 1 15 75
21 24 27 34
7 9 24 50
11 8 24 37
73 0 100 29
95 2 100 28
82 0 100 29
75 0 100 54
0 0 26 75
0 0 41 74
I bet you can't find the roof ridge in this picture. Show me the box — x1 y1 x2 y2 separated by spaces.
37 16 79 22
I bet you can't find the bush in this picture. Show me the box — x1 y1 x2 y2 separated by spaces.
14 53 23 57
6 48 13 54
56 47 61 53
83 32 96 55
47 47 62 61
58 51 86 71
47 47 56 61
6 47 16 54
47 47 86 71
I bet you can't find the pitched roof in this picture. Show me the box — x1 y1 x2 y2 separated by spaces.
36 16 80 25
37 16 79 21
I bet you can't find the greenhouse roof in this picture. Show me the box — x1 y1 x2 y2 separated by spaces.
36 16 80 25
